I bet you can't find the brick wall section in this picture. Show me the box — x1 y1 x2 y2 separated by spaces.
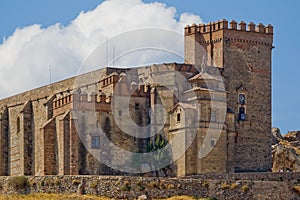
70 118 79 175
8 104 24 176
57 111 71 175
22 101 34 175
40 118 57 175
0 108 9 175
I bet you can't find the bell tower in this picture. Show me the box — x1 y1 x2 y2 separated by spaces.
184 19 274 172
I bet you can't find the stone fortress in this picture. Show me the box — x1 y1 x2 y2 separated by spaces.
0 19 274 177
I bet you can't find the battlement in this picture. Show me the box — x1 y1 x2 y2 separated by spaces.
52 92 112 116
53 93 112 108
185 19 273 35
100 72 119 88
52 82 150 116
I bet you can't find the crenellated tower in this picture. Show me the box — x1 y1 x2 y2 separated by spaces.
185 19 274 172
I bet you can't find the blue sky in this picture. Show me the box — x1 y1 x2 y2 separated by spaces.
0 0 299 133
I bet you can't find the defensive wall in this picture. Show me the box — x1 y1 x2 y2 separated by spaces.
1 173 300 199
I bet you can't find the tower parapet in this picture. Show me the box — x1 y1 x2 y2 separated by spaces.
184 19 274 67
185 19 273 35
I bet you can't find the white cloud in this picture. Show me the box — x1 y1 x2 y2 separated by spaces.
0 0 202 98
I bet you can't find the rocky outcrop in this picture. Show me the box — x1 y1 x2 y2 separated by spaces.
272 144 300 172
271 128 283 145
284 131 300 142
283 131 300 149
272 128 300 172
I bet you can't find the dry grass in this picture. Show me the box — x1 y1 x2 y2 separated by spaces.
241 185 249 193
0 194 208 200
220 182 230 190
0 194 110 200
230 182 238 189
293 186 300 194
160 196 208 200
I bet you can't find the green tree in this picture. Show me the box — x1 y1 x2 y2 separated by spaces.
146 134 172 177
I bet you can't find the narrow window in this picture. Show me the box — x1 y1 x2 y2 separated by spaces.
91 136 100 149
211 139 215 147
17 117 20 133
135 103 140 111
118 110 122 116
177 113 181 122
210 109 217 122
239 94 246 105
239 107 246 121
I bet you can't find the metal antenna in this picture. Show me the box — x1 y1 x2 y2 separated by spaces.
106 37 108 66
49 64 52 84
113 44 115 67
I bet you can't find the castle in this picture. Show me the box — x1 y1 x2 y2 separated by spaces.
0 19 274 177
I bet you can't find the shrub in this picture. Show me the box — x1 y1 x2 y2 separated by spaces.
137 182 145 191
160 183 167 189
121 184 131 192
278 177 284 182
148 181 159 188
53 179 61 186
28 178 36 187
202 180 209 187
8 176 29 190
242 185 249 193
220 182 230 190
39 180 47 187
167 183 175 189
121 181 131 192
231 183 238 189
293 186 300 194
90 180 98 188
72 179 81 186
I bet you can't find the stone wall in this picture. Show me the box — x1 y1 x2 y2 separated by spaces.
1 173 300 199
